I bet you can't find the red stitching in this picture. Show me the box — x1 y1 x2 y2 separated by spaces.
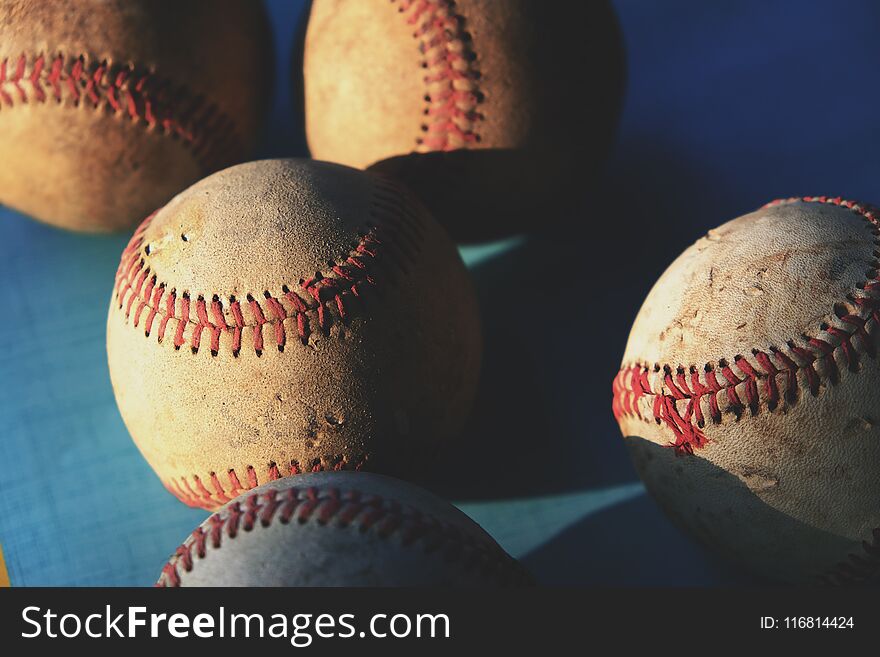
112 177 426 357
393 0 484 151
0 53 242 172
612 196 880 455
164 456 369 509
156 484 531 587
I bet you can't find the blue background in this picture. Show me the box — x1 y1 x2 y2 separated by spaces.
2 0 878 585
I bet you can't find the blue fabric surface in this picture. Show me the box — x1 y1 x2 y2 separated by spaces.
2 0 876 586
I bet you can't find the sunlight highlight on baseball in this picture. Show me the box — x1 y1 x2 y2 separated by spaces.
301 0 624 241
107 159 481 511
0 0 271 232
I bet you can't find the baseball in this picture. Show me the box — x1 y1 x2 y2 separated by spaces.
613 197 880 584
156 472 531 587
301 0 624 242
107 159 481 511
0 0 271 232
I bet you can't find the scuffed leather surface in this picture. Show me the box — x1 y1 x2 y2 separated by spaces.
106 159 482 510
616 200 880 583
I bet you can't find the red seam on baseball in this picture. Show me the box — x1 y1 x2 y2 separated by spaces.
163 456 369 510
0 52 243 172
611 195 880 585
393 0 484 151
612 196 880 455
155 484 529 587
112 177 426 357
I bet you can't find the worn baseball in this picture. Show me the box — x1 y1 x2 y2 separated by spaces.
156 472 531 587
301 0 624 242
0 0 271 232
107 159 481 511
613 197 880 584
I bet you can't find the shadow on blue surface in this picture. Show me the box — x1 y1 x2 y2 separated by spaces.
521 493 764 586
419 135 731 501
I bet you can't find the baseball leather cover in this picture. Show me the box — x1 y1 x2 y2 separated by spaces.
107 159 482 511
156 472 532 587
0 0 272 232
613 197 880 584
301 0 625 242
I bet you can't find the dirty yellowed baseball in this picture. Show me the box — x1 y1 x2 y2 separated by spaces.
301 0 624 242
107 159 481 510
0 0 271 232
613 197 880 584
